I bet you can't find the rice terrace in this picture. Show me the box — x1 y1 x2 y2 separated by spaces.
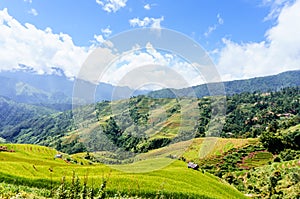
1 0 300 198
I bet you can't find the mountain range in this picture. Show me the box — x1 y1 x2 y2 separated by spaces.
148 70 300 98
1 69 300 108
0 69 149 110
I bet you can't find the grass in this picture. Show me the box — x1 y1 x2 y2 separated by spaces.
0 144 246 198
241 151 273 168
0 182 50 199
281 123 300 134
135 137 255 164
183 138 254 161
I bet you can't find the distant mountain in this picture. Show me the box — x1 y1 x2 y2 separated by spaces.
1 69 299 108
0 75 70 105
0 70 149 107
0 68 74 96
148 70 300 98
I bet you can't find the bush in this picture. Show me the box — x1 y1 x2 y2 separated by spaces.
273 156 281 162
279 149 300 161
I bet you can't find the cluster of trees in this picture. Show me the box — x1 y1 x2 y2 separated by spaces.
128 96 149 125
221 87 300 138
55 137 86 154
100 116 171 154
260 128 300 155
194 98 212 138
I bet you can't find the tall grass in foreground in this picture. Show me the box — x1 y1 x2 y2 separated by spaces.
0 172 217 199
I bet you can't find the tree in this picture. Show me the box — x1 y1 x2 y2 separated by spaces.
268 171 282 196
259 131 284 154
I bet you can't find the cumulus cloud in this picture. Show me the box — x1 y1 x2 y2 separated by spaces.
93 26 112 45
96 0 127 13
0 8 92 78
100 43 204 89
129 16 164 29
204 13 224 37
217 0 300 81
0 8 205 89
28 8 38 16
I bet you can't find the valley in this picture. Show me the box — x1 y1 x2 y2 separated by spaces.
0 71 299 198
1 0 300 198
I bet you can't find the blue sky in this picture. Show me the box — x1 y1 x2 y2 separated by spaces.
0 0 299 87
0 0 272 47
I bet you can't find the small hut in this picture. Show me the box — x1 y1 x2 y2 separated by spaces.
187 162 199 170
54 154 63 159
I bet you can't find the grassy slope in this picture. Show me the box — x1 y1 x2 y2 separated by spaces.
0 144 246 199
136 137 256 162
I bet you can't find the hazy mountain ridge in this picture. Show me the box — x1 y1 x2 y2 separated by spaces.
148 70 300 98
1 69 299 105
0 75 70 106
0 70 149 107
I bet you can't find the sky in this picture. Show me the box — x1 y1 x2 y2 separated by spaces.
0 0 299 88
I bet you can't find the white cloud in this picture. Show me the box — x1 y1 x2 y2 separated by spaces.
24 0 32 3
217 0 300 81
204 13 224 37
100 43 204 89
94 34 105 43
101 26 112 37
0 8 209 89
129 16 164 29
262 0 295 21
151 16 164 29
0 8 208 89
92 27 112 46
144 4 151 10
0 8 92 78
28 8 38 16
143 3 157 11
96 0 127 13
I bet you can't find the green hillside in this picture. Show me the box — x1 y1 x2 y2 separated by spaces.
0 96 55 139
0 87 299 198
0 144 246 199
1 87 299 160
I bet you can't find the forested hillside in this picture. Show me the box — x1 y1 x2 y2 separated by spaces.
0 85 299 199
1 87 299 158
0 96 54 135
